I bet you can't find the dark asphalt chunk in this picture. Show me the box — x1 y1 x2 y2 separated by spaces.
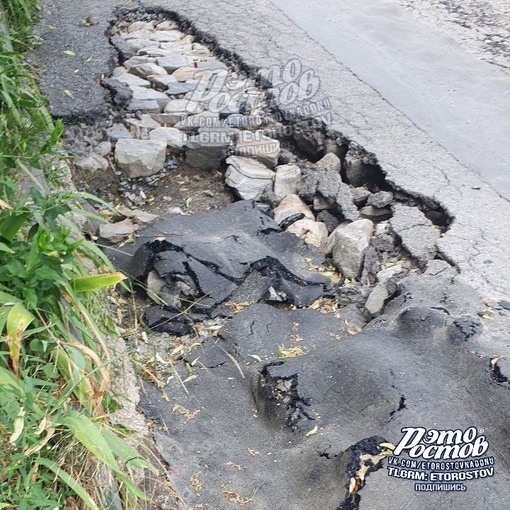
107 200 331 326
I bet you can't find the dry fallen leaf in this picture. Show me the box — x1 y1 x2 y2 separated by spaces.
305 425 319 437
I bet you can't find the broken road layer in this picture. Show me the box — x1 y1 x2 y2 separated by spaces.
107 200 331 324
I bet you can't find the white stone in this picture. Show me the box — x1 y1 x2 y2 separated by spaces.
123 56 155 70
99 218 137 244
287 219 329 252
117 205 158 225
149 127 187 149
74 153 108 173
151 113 182 126
113 71 151 88
124 114 161 131
124 39 159 54
235 130 280 168
316 152 341 173
224 156 275 200
365 263 406 316
328 219 374 278
115 139 167 178
127 21 155 33
156 21 180 30
172 67 212 82
274 164 301 198
164 98 202 115
124 29 184 44
273 194 314 225
160 41 193 53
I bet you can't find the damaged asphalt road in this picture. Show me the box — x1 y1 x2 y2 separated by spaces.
141 297 510 509
33 1 510 509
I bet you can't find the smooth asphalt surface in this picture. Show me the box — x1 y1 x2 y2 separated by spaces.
271 0 510 201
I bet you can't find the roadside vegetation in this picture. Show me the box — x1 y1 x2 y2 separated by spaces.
0 1 156 508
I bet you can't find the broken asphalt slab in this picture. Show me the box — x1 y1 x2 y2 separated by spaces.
105 200 331 320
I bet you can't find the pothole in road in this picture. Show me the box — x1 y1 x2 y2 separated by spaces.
63 7 463 510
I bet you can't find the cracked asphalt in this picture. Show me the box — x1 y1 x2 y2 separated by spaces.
34 0 510 301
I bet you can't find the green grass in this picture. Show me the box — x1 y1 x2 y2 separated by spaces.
0 2 158 509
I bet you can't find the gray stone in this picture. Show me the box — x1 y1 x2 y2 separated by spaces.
122 56 155 70
196 60 228 72
316 152 341 173
112 70 151 88
166 82 203 96
164 98 202 115
173 111 220 131
146 73 177 91
390 204 440 267
124 29 183 44
186 132 231 170
235 131 280 168
343 150 380 187
351 186 371 206
274 164 301 198
313 194 332 211
287 219 329 253
130 86 169 109
127 100 161 114
95 141 112 157
123 38 159 54
160 41 193 53
137 47 177 58
74 153 108 173
117 205 158 225
333 180 359 222
124 115 161 131
367 191 393 208
107 123 132 141
99 218 136 244
224 156 275 199
129 63 167 78
150 113 182 127
328 219 374 278
301 166 359 221
364 263 407 316
115 139 167 178
273 194 315 225
157 55 194 72
149 127 187 149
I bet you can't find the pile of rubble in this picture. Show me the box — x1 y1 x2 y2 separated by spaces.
74 16 447 327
